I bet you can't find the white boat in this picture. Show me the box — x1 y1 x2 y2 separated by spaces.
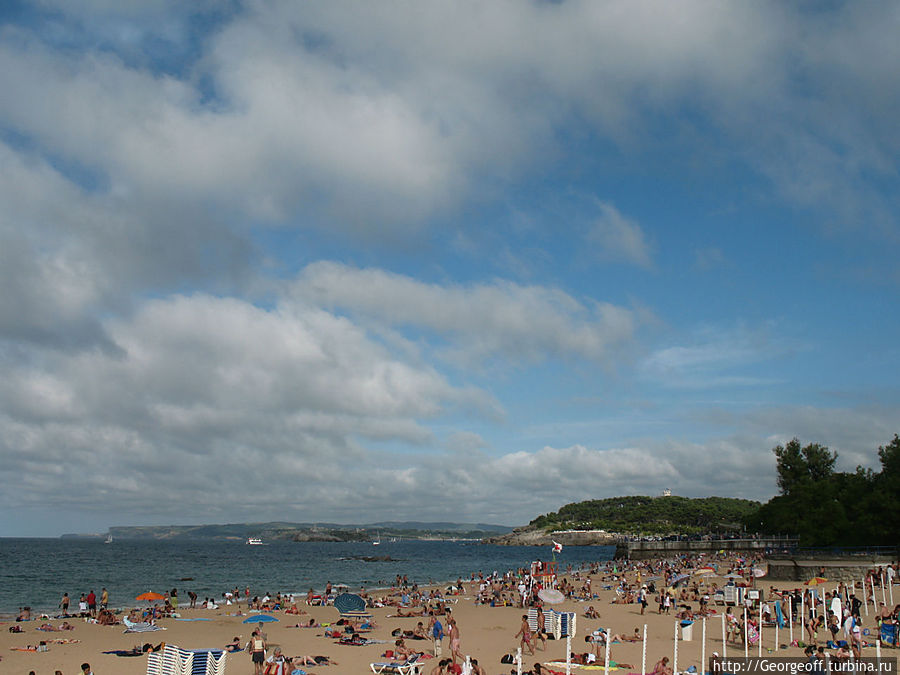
104 534 113 544
246 537 264 545
373 531 381 545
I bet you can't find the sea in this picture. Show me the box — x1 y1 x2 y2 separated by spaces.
0 538 615 615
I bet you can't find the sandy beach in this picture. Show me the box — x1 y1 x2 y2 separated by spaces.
1 559 891 675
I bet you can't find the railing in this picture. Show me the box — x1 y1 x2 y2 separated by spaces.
768 545 897 559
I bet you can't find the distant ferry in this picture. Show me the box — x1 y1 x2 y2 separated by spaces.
246 537 264 545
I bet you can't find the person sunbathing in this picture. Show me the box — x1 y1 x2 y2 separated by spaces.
393 638 415 659
585 605 600 619
224 636 242 652
293 654 339 666
651 656 673 675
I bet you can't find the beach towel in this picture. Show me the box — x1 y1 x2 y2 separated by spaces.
545 662 620 671
774 601 786 628
123 622 165 633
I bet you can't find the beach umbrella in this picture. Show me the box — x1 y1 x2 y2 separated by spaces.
805 577 828 586
136 591 165 602
242 614 279 623
694 567 717 575
671 574 691 585
333 592 366 614
538 588 565 605
752 568 767 578
723 573 744 580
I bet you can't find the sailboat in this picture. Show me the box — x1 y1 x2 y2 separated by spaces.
373 531 381 546
104 534 113 544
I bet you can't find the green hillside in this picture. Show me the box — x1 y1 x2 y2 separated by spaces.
530 495 761 536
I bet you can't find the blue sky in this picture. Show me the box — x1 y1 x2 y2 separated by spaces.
1 1 898 536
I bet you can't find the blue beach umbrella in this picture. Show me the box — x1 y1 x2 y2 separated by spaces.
333 592 366 614
242 614 279 624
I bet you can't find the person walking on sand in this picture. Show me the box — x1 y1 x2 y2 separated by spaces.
535 605 547 650
448 616 461 664
516 614 535 655
247 629 267 675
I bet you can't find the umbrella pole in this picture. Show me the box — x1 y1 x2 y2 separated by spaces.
721 613 727 659
800 594 804 645
642 624 648 675
517 646 522 675
790 594 794 645
758 617 763 657
882 570 887 606
863 577 869 616
605 628 611 675
566 635 571 675
701 617 707 674
744 608 749 657
673 620 679 675
775 611 779 651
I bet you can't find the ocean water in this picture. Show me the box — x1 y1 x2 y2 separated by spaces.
0 538 614 614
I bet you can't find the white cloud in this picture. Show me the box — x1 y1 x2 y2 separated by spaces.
640 323 795 389
587 202 654 268
2 1 897 242
290 262 641 367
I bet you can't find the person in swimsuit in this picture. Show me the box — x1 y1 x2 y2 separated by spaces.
516 615 535 655
448 617 461 664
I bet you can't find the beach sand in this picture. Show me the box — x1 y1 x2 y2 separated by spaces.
0 565 871 675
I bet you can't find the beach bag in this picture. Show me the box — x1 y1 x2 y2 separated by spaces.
501 653 515 664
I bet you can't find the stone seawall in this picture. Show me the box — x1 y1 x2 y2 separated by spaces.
615 538 798 560
766 555 895 581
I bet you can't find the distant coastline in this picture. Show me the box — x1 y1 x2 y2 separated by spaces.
60 520 513 542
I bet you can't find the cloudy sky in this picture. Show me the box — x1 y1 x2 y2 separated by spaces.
1 1 899 537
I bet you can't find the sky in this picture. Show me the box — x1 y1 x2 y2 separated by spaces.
1 1 899 537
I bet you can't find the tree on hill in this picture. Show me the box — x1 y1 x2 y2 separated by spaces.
530 495 760 536
752 435 900 547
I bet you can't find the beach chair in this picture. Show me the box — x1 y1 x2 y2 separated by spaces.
370 653 423 675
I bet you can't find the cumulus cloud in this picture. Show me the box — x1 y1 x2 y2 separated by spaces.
290 262 641 366
2 1 898 241
0 291 494 522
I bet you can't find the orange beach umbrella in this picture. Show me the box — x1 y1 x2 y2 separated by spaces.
804 577 828 586
136 591 165 601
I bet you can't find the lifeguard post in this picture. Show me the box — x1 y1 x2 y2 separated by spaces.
530 559 558 589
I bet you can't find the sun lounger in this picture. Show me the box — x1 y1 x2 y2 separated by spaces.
145 644 227 675
370 653 423 675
